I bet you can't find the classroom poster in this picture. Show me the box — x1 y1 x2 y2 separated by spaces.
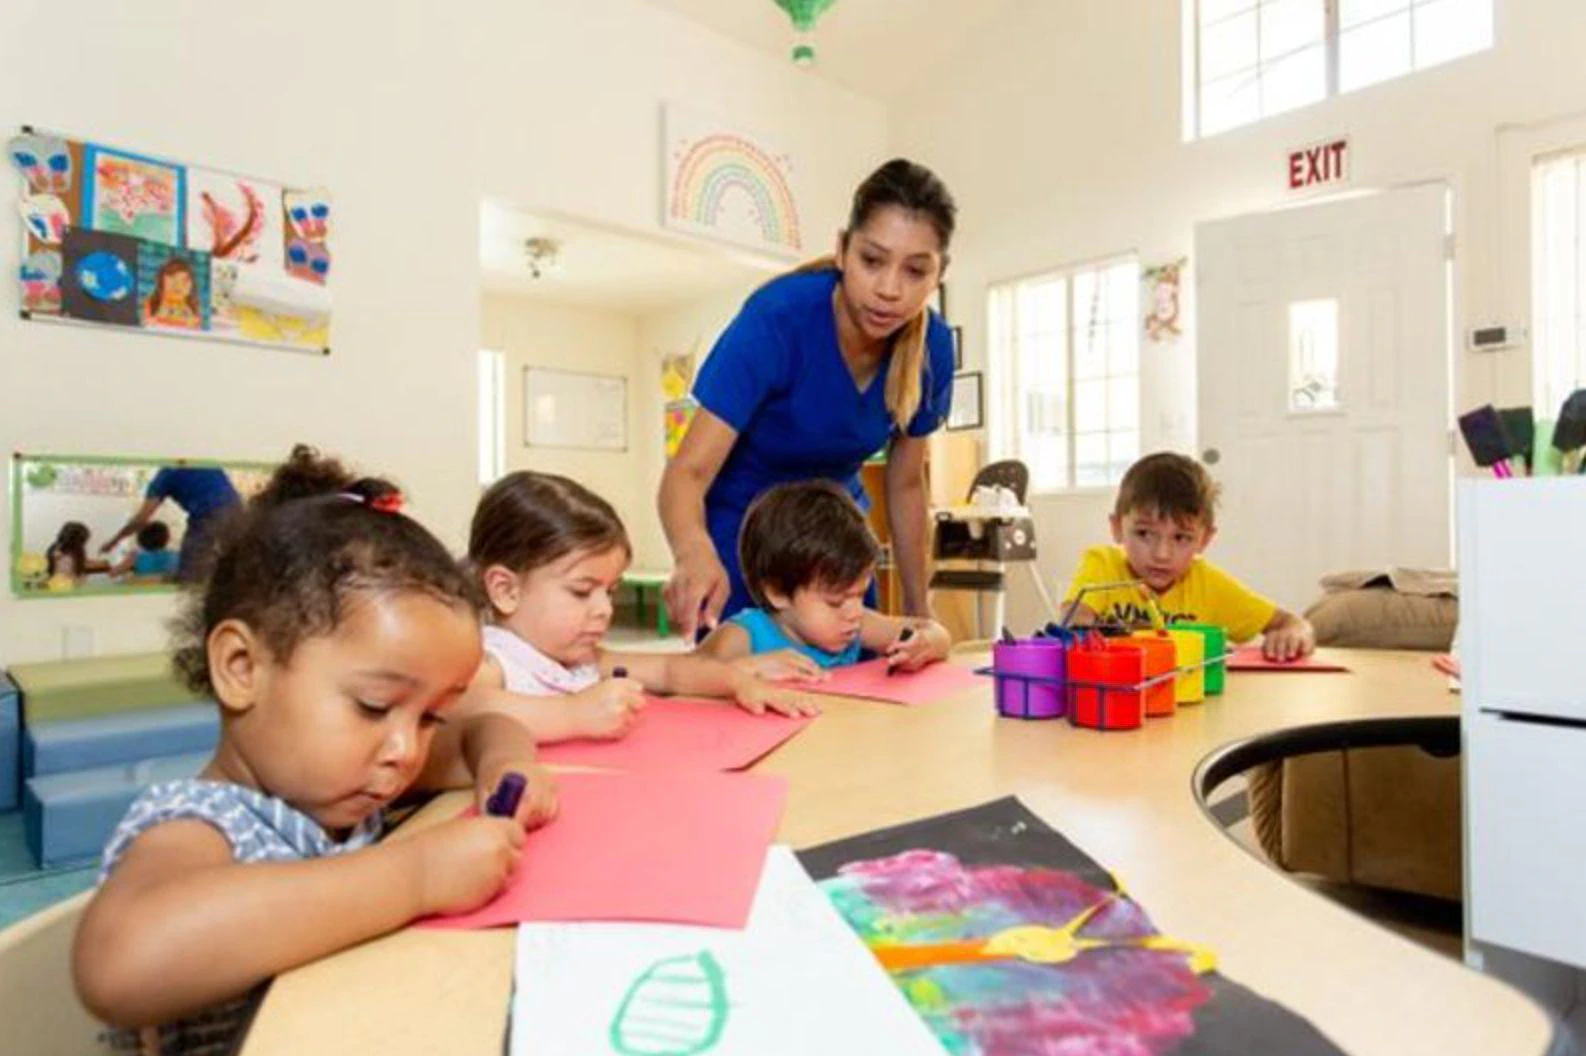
799 798 1346 1056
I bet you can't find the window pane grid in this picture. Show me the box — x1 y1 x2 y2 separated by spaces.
992 259 1140 491
1192 0 1491 138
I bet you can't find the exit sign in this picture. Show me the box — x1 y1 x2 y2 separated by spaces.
1288 137 1350 192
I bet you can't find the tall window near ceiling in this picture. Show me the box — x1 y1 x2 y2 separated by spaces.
478 348 505 485
988 257 1141 492
1533 150 1586 417
1185 0 1494 139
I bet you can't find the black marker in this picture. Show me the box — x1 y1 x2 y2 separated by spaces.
887 627 915 675
612 665 628 678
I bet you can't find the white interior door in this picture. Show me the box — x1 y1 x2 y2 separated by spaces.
1195 184 1452 612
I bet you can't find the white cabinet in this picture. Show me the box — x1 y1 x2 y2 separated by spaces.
1461 479 1586 985
1466 711 1586 966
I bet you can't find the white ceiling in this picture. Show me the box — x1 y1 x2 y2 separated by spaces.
641 0 1018 101
479 200 774 315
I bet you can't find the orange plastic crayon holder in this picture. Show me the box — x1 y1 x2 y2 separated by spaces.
1124 633 1179 717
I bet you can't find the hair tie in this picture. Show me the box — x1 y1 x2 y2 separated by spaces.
339 490 404 514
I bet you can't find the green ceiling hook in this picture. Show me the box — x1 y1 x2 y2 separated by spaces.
773 0 838 66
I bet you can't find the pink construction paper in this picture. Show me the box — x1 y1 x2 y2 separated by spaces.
425 770 787 930
537 696 812 772
1226 645 1350 672
798 658 987 705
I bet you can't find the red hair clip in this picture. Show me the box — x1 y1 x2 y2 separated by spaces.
368 492 404 514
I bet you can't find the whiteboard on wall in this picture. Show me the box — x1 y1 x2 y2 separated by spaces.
524 367 628 451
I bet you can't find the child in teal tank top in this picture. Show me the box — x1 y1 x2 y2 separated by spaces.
701 482 951 677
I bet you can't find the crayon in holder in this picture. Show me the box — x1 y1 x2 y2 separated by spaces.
1124 633 1179 717
990 638 1066 720
1175 623 1227 694
1166 628 1206 704
1065 640 1148 730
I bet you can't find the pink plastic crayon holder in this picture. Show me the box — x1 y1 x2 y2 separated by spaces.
991 638 1067 720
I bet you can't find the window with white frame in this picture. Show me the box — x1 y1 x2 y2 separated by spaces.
1186 0 1493 139
478 348 505 485
1532 150 1586 417
989 258 1141 492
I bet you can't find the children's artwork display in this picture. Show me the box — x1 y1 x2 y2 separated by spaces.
663 104 802 257
798 797 1346 1056
8 125 331 353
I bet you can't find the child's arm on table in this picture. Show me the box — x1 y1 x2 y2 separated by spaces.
859 611 952 672
697 622 829 683
418 710 557 829
601 648 818 718
456 654 645 742
74 808 521 1028
1260 609 1316 661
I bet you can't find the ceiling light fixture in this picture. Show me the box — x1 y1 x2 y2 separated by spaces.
523 237 561 280
772 0 837 68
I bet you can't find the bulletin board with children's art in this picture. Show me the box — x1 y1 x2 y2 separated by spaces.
9 127 332 354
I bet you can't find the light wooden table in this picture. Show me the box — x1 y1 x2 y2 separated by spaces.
241 649 1553 1056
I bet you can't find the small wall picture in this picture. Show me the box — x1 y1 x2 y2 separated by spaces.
947 371 983 431
59 227 140 326
138 243 211 331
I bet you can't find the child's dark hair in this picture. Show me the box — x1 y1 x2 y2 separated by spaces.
136 521 171 552
1115 452 1222 530
172 445 481 695
47 522 90 577
738 481 880 609
469 472 630 588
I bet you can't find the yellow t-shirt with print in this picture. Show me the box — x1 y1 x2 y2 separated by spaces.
1062 545 1277 644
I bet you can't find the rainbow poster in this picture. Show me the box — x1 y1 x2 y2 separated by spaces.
664 105 802 256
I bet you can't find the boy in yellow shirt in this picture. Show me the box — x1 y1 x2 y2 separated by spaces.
1062 452 1315 661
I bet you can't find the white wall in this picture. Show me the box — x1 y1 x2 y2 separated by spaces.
632 284 761 568
481 293 652 562
892 0 1586 626
1 0 889 664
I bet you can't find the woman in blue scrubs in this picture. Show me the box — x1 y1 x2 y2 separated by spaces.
658 159 957 638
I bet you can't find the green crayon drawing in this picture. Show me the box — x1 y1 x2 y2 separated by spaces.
609 950 730 1055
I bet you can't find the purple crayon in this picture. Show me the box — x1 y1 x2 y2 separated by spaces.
485 772 527 818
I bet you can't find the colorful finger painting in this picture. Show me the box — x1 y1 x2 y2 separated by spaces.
83 145 184 246
798 798 1346 1056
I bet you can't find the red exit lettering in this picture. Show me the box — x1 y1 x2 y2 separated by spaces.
1287 138 1349 190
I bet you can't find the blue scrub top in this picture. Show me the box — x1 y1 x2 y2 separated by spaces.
692 268 955 619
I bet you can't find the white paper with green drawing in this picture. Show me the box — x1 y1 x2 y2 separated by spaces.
509 845 943 1055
